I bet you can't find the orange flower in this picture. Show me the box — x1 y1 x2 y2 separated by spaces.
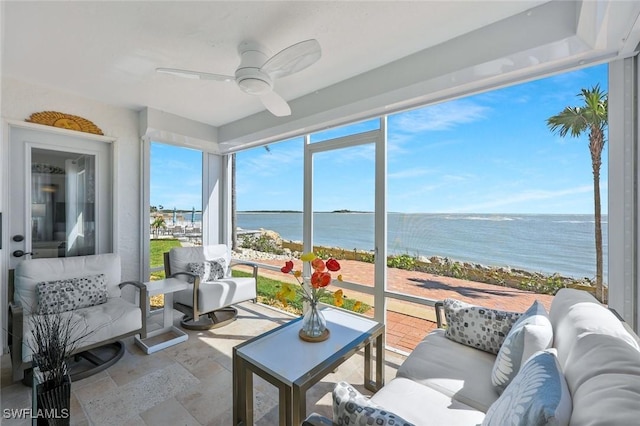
311 271 331 288
311 257 325 272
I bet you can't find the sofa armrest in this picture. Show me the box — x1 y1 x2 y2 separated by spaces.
302 413 335 426
119 280 148 339
435 300 445 328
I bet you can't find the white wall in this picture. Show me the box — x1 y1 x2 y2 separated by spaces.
1 77 143 281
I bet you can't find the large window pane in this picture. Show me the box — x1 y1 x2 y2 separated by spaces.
149 142 202 282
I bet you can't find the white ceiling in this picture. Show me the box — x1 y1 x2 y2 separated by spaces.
4 1 640 152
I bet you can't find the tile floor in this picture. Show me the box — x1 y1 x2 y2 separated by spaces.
1 302 406 426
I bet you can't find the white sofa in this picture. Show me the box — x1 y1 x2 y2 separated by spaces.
306 288 640 425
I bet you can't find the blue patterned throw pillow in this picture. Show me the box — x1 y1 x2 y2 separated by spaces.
333 381 414 426
483 350 572 426
37 274 109 314
492 300 553 393
444 298 522 354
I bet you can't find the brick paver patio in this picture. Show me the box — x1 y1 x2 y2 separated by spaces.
239 258 555 353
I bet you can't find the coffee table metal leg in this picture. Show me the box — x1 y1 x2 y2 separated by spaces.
375 331 385 390
364 340 373 391
280 383 293 426
364 331 385 392
233 355 254 426
292 384 306 426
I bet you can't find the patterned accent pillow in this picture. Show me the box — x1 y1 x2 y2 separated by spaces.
483 350 572 426
332 381 415 426
37 274 108 315
444 298 522 354
492 300 553 393
188 259 226 282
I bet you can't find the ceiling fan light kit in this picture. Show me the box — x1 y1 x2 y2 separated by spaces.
156 39 322 117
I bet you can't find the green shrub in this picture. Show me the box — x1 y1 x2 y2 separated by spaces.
387 254 416 270
240 233 284 254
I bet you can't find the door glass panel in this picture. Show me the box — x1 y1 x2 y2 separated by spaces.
312 143 375 316
31 148 96 258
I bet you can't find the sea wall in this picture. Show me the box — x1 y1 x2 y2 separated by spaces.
278 239 601 298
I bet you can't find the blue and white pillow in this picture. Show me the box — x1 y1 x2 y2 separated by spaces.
332 381 414 426
444 298 522 354
492 300 553 393
188 259 226 282
483 350 572 426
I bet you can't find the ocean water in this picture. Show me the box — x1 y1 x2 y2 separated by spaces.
237 212 608 280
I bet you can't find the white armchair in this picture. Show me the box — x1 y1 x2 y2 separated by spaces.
9 253 147 383
164 245 258 330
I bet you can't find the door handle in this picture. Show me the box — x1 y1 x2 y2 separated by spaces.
12 250 33 258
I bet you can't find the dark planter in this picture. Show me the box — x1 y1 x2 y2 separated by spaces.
32 367 71 426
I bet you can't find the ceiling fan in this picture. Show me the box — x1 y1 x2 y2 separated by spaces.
156 39 321 117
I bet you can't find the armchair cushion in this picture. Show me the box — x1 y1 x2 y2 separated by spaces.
36 273 109 314
168 245 257 315
14 253 123 315
444 298 522 354
188 259 226 281
169 245 231 278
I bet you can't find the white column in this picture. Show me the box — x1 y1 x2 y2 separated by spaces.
608 56 638 331
374 117 388 326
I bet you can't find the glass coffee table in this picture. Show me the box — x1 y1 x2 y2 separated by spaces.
233 306 385 426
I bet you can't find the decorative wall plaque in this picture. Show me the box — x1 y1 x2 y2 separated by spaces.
26 111 104 135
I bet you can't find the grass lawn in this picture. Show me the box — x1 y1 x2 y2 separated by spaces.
233 270 369 315
148 239 369 314
149 239 182 280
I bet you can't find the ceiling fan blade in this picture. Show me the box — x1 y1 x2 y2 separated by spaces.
156 68 234 82
260 39 321 79
259 91 292 117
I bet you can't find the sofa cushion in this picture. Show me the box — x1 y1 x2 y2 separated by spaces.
397 329 500 412
443 298 522 354
332 381 414 426
483 350 572 426
188 259 226 281
491 300 553 393
549 288 639 369
569 372 640 426
560 333 640 425
37 273 109 314
370 377 485 425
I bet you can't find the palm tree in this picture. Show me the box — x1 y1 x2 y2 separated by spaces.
151 215 166 239
547 85 607 302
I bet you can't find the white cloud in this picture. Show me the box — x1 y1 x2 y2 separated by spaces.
392 100 489 133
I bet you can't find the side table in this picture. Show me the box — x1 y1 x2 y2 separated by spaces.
134 277 189 354
233 307 385 425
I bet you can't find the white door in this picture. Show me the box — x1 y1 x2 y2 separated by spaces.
7 125 112 269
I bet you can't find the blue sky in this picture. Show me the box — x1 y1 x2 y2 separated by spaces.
153 63 608 215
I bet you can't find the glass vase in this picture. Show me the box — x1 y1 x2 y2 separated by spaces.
300 299 327 339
